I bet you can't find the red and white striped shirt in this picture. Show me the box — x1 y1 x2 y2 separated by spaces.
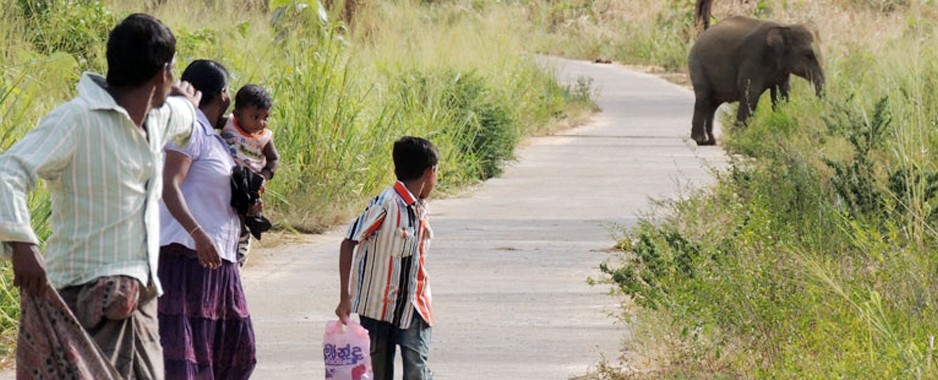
345 181 433 328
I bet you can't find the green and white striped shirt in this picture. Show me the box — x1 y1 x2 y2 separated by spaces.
0 73 195 294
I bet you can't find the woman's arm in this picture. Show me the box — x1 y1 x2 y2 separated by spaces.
162 151 222 269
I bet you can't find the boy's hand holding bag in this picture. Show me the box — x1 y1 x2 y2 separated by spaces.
324 320 373 380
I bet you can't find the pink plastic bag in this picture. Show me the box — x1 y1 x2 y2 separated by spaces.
323 320 373 380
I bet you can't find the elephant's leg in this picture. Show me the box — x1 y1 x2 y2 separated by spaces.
691 95 711 144
736 99 753 124
736 85 764 125
770 85 779 110
770 76 792 110
736 74 767 124
780 76 791 102
703 102 719 146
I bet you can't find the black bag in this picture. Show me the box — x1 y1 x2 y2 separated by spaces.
230 166 272 239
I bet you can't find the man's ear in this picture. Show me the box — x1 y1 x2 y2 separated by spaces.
164 64 174 82
148 66 168 89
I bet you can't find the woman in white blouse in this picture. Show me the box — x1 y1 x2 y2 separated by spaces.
158 59 258 379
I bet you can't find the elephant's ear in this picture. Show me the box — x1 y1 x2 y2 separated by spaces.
766 27 790 50
802 21 822 44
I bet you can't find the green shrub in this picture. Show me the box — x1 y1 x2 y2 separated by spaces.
16 0 114 68
602 225 702 311
821 97 892 220
270 0 331 43
441 70 519 179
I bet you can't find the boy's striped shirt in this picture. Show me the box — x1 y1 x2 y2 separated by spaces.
346 181 434 329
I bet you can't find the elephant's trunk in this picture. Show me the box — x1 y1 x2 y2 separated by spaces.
813 73 825 98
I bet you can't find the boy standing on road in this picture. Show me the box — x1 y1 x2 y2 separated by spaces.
0 13 200 378
336 136 439 380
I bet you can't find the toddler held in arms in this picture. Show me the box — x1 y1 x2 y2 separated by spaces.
221 84 280 267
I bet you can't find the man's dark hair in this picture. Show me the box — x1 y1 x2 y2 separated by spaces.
106 13 176 88
393 136 439 181
181 60 229 108
235 84 273 110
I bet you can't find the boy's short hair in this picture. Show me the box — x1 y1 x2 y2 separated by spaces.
393 136 439 181
181 60 229 108
234 84 273 110
106 13 176 88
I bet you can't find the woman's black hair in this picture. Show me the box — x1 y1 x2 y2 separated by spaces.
234 84 273 110
106 13 176 88
393 136 439 181
181 60 229 107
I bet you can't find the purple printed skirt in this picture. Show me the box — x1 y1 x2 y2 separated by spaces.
158 244 257 380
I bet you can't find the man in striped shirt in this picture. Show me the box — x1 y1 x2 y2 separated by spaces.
0 14 200 379
337 136 439 380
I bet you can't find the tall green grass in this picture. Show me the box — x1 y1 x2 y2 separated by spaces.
0 0 594 355
583 1 938 378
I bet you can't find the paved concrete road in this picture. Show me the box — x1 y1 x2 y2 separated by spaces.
241 57 725 379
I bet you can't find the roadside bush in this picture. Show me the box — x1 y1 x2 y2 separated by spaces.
442 70 519 179
16 0 114 68
821 97 892 221
270 0 330 43
264 17 385 231
602 225 701 311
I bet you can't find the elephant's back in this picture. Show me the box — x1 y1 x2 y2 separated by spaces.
690 16 777 92
708 15 766 32
690 18 753 82
695 16 767 49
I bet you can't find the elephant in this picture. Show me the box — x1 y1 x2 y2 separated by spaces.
689 0 825 146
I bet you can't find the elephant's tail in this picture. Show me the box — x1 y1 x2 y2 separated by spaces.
695 0 714 31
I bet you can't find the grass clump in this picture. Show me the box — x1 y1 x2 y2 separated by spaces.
15 0 114 68
440 70 519 179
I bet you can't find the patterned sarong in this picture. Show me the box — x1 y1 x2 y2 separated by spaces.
16 284 121 379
